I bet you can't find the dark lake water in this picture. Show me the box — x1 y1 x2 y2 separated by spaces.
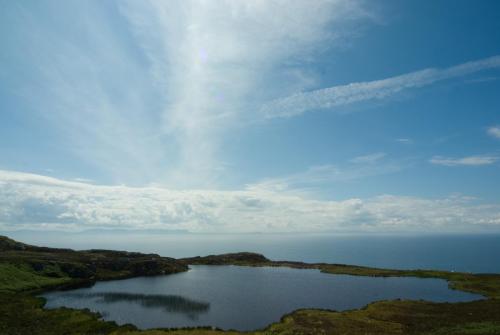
42 265 482 331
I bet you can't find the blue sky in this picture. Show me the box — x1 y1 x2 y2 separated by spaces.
1 0 500 233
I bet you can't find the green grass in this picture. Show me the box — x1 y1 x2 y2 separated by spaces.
0 292 136 335
112 300 500 335
259 299 500 335
1 237 500 334
117 330 241 335
0 263 71 292
3 292 500 335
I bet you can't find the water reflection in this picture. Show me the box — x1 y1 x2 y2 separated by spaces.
67 292 210 319
43 266 482 331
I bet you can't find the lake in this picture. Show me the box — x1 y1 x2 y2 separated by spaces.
41 265 482 331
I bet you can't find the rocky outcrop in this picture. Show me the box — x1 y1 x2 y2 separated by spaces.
0 235 188 285
180 252 270 265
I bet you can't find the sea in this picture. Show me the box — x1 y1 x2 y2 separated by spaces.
6 231 500 273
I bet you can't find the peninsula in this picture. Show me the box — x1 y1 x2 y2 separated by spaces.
1 236 499 334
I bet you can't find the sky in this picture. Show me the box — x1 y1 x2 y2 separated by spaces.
1 0 500 234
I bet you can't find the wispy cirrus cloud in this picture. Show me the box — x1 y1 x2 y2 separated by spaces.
430 155 499 167
488 126 500 139
260 55 500 119
350 152 386 164
3 0 373 188
2 1 168 185
1 170 499 233
118 0 372 187
247 154 404 193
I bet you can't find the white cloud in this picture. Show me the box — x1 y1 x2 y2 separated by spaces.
430 155 499 166
260 55 500 118
10 1 432 190
5 1 372 188
396 138 413 144
73 178 94 183
350 152 386 164
246 156 403 194
6 2 168 185
1 170 499 233
118 0 371 187
488 126 500 139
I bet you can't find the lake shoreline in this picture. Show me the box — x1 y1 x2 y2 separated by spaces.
1 235 500 334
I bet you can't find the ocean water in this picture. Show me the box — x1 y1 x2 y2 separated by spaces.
42 265 482 331
7 232 500 273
